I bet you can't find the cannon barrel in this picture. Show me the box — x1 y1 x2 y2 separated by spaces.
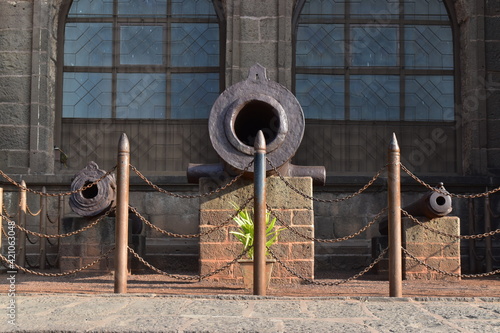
187 64 326 185
379 183 452 235
69 162 116 217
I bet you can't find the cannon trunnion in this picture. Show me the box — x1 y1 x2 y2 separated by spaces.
187 64 326 185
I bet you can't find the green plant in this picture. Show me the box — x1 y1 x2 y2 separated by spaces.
230 205 284 259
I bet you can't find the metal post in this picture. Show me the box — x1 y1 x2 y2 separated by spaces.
114 133 130 293
39 187 47 269
388 133 402 297
485 192 493 272
253 130 267 296
18 180 27 268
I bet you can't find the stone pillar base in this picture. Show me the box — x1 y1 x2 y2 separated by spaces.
403 216 461 281
199 176 314 284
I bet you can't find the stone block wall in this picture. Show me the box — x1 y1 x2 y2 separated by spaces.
403 216 461 281
199 176 314 284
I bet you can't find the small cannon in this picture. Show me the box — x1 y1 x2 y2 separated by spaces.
69 162 116 217
379 183 452 235
187 64 326 185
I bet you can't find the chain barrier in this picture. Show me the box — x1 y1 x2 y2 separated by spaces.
1 207 114 239
401 163 500 199
131 161 253 199
2 203 16 218
0 166 117 197
128 246 249 281
0 247 113 277
402 247 500 278
267 157 386 203
129 196 253 239
402 209 500 240
26 205 42 217
268 246 388 286
268 205 387 243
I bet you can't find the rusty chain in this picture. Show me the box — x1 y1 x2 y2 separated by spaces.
128 246 249 281
0 247 113 277
267 157 386 203
268 205 387 243
2 203 16 218
2 207 114 238
129 196 253 239
400 163 500 198
402 247 500 278
268 246 388 286
0 166 117 197
130 161 253 199
402 209 500 240
26 205 42 217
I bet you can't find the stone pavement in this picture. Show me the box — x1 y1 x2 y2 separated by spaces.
1 294 499 332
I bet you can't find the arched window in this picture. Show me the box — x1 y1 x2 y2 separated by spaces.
57 0 224 172
293 0 457 174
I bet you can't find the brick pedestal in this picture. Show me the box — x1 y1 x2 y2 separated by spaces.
199 176 314 284
403 216 461 281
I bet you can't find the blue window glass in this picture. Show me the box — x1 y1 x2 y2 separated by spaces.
63 72 112 118
171 73 219 119
63 0 221 119
405 76 454 121
405 25 453 69
296 74 344 120
118 0 167 16
116 73 166 118
350 0 399 19
170 23 219 67
350 75 400 120
64 23 113 66
405 0 450 20
296 24 344 68
351 25 398 67
120 26 163 65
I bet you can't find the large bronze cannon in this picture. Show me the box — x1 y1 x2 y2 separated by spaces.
69 162 116 217
187 64 326 185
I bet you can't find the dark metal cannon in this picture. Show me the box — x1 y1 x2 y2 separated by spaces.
379 183 452 235
187 64 326 185
69 161 116 217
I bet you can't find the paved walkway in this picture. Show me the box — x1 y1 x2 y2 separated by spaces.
1 294 499 332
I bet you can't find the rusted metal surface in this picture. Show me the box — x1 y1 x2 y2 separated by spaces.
18 180 27 268
388 133 402 297
39 187 47 269
253 131 267 296
187 64 326 185
115 133 130 294
69 162 116 217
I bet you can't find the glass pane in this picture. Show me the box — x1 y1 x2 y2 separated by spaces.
405 25 453 69
296 74 345 120
299 0 344 17
68 0 113 17
120 26 163 65
63 72 112 118
118 0 167 16
170 23 219 67
116 73 166 119
64 23 112 66
350 75 399 120
405 0 450 20
296 24 344 68
351 25 398 67
171 0 216 16
171 73 219 119
350 0 399 19
405 76 454 121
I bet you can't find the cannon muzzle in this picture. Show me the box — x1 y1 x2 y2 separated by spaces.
379 183 452 235
69 162 116 217
187 64 326 185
